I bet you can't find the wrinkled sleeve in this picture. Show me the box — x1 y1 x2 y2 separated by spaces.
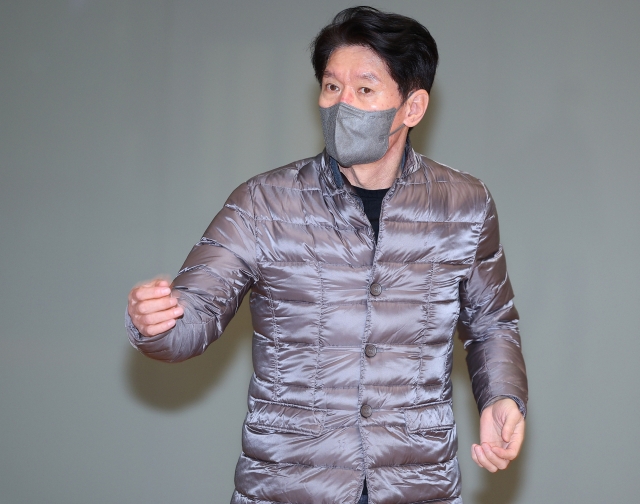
126 182 259 362
457 187 528 417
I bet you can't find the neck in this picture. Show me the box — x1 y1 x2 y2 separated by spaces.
339 130 407 189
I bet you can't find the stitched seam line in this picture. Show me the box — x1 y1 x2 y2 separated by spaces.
369 457 457 469
250 381 442 389
263 281 280 401
176 264 235 289
241 452 359 472
417 262 435 405
252 297 428 306
312 261 324 409
255 217 361 232
252 342 450 348
258 259 471 266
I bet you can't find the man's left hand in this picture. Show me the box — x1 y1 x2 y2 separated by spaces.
471 397 525 472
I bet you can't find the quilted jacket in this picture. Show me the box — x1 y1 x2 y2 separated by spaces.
127 144 528 504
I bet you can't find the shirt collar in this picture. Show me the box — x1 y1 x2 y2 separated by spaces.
328 141 411 189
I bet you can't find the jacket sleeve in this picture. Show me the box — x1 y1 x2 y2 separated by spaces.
457 187 528 416
126 182 259 362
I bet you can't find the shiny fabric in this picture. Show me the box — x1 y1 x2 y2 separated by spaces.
127 144 528 504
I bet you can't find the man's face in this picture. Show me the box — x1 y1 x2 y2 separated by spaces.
319 45 404 115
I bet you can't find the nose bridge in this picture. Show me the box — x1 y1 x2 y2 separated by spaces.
339 85 355 105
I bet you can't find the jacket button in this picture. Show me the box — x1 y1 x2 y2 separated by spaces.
370 283 382 296
364 344 377 358
360 404 373 418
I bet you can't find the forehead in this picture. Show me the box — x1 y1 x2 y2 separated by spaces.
323 45 394 83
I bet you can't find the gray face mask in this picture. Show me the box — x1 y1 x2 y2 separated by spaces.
320 102 405 167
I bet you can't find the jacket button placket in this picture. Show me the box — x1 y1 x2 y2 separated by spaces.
364 283 381 420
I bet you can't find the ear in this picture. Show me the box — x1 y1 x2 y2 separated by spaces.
402 89 429 128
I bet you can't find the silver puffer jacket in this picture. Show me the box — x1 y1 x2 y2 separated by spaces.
127 144 528 504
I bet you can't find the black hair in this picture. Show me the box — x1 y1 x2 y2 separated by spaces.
311 6 438 99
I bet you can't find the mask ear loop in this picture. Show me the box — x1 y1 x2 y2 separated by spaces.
388 122 406 137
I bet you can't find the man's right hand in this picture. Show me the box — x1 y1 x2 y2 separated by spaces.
127 278 184 337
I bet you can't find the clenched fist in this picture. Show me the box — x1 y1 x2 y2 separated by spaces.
128 278 184 337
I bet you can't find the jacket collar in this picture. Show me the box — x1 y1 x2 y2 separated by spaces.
323 139 420 190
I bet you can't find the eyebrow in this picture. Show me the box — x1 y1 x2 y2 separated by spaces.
359 72 380 83
322 70 381 83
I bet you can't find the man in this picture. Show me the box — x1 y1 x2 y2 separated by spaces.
127 7 527 504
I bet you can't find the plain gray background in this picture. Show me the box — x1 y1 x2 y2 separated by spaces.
1 1 639 503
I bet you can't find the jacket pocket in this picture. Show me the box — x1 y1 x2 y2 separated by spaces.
404 401 455 433
247 399 327 436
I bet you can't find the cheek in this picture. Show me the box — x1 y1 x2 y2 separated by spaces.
318 95 330 108
378 94 403 111
361 87 403 111
319 92 340 108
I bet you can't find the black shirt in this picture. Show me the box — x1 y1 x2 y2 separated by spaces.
352 186 390 242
